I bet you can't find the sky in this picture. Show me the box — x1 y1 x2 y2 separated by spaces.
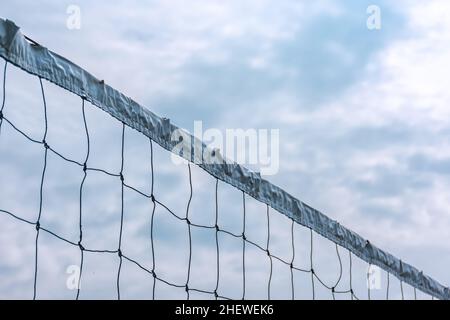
1 0 450 299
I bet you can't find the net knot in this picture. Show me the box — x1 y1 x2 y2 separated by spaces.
214 290 218 298
152 270 156 278
118 249 122 257
186 218 191 225
290 262 293 269
78 241 84 251
266 249 270 256
119 173 124 182
83 163 87 172
43 140 49 149
185 285 189 292
331 287 335 293
311 268 315 275
150 194 156 203
242 233 246 241
215 224 220 232
0 110 3 120
35 221 40 231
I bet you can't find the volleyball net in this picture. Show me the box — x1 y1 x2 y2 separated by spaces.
0 18 448 300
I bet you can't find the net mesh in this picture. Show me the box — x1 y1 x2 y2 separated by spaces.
0 58 435 300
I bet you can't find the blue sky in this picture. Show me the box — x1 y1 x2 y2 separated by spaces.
1 0 450 299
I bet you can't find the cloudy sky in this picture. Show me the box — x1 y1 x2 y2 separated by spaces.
1 0 450 299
